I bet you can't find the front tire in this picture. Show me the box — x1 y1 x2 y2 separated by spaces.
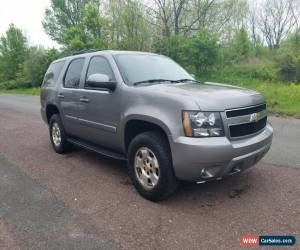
49 114 71 154
128 131 179 201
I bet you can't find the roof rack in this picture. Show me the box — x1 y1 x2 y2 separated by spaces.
72 49 97 55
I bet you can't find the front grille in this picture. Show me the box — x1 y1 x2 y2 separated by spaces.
226 104 267 138
226 104 266 118
229 117 267 137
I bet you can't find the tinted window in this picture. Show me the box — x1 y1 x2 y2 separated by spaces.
115 54 192 85
43 61 65 87
64 58 85 88
86 56 115 82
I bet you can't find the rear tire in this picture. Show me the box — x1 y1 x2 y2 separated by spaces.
128 131 179 201
49 114 71 154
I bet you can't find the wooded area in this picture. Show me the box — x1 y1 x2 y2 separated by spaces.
0 0 300 113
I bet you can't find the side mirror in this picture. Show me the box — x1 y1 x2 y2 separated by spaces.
86 74 116 91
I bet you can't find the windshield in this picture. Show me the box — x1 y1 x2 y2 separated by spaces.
115 54 193 86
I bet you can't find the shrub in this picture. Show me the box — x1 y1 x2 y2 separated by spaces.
22 47 49 87
153 35 186 65
205 59 277 83
276 52 300 83
230 28 252 61
183 29 219 74
276 33 300 83
0 75 32 89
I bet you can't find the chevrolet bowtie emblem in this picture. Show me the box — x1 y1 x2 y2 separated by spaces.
250 113 259 123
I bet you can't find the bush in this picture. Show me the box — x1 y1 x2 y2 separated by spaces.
230 28 252 61
154 30 219 74
22 47 50 87
276 33 300 83
0 79 28 89
0 47 61 90
276 53 300 83
205 59 277 83
235 63 277 81
153 35 186 65
183 29 219 74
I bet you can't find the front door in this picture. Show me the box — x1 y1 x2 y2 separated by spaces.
76 56 121 151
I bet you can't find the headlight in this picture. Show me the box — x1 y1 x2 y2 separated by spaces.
182 111 224 137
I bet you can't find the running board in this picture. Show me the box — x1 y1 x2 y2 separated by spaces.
67 138 127 161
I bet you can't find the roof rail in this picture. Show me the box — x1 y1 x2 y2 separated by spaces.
72 49 97 55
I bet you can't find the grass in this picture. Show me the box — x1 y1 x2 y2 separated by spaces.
202 72 300 118
0 87 40 95
238 81 300 118
1 81 300 118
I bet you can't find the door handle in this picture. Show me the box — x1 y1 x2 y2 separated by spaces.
80 97 89 103
57 93 64 99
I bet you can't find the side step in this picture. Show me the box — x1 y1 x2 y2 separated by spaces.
67 138 127 161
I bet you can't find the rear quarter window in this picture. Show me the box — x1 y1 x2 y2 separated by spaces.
42 60 65 87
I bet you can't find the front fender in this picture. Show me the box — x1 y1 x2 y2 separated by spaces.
120 112 173 152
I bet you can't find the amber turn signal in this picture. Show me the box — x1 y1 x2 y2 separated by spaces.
182 111 193 137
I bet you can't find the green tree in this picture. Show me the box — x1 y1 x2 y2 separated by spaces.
22 47 61 87
46 48 62 63
43 0 98 43
82 4 107 49
43 0 107 51
231 28 252 60
109 0 151 51
184 29 219 73
0 24 27 82
154 35 186 65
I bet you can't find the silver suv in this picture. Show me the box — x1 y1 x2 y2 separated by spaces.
40 50 273 201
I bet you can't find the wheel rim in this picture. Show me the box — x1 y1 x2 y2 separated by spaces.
51 122 61 147
134 147 160 189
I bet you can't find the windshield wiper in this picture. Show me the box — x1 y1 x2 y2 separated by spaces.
133 78 201 86
133 79 177 86
175 79 202 84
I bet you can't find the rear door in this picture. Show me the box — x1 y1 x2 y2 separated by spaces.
41 60 65 122
76 55 122 150
57 57 85 137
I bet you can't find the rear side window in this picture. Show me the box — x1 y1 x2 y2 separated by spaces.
86 56 115 82
64 58 85 88
43 61 65 87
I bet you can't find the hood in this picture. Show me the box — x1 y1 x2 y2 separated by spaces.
144 82 265 111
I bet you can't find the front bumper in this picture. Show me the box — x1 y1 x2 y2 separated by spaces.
171 123 273 182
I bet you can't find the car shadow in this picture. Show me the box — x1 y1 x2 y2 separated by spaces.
68 145 257 206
